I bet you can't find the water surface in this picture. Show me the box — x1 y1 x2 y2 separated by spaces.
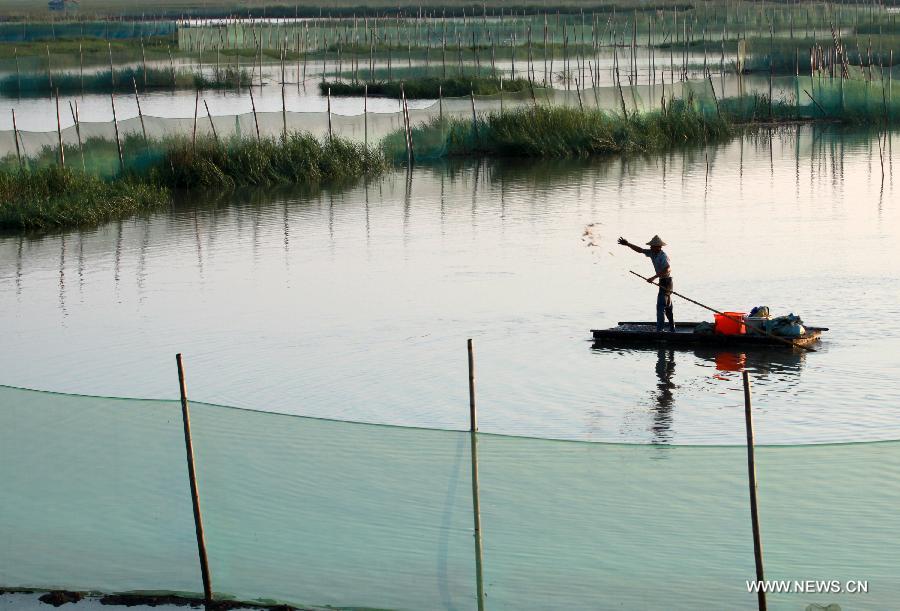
1 125 898 444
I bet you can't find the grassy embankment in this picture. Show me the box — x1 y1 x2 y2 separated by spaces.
0 133 388 231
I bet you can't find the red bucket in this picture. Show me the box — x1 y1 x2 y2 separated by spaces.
714 312 747 335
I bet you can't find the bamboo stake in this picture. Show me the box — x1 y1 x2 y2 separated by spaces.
175 354 214 606
249 86 261 141
192 89 200 150
470 89 478 137
11 109 21 168
47 45 54 94
743 371 767 611
327 86 333 140
107 42 116 89
363 84 368 147
133 77 148 142
110 94 124 174
281 53 288 140
55 88 65 168
467 338 486 611
204 100 218 142
14 47 21 94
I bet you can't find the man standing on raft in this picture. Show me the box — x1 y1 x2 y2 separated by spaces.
618 235 675 332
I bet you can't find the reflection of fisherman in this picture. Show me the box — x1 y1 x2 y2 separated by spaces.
652 349 676 443
618 235 675 332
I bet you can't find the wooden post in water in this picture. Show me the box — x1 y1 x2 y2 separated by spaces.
363 84 368 147
14 47 20 94
204 100 219 142
133 77 148 143
249 87 261 141
69 101 85 171
110 94 124 174
192 89 200 150
327 87 333 140
470 90 478 137
467 339 486 611
108 41 116 89
743 371 767 611
46 45 54 94
175 354 214 606
55 89 65 168
11 109 22 168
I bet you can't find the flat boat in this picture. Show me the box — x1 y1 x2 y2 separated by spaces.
591 322 825 349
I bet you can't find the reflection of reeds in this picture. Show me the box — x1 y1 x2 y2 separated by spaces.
0 132 388 231
0 66 252 96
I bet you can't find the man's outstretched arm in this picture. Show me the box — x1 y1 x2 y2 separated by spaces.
617 237 645 254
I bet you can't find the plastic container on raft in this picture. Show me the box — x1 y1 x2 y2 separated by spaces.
714 312 747 335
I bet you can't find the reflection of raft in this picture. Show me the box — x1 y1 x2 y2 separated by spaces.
591 322 826 349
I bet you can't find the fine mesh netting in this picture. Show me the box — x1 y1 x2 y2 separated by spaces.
1 384 899 609
0 22 176 43
2 75 868 174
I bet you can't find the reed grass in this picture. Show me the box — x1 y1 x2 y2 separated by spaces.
0 166 168 231
384 101 732 161
321 75 532 98
155 133 389 189
0 132 388 231
0 66 252 96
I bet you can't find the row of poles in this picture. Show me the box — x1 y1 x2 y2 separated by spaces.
173 343 768 610
10 5 900 98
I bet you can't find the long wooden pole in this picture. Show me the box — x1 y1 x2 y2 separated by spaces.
133 77 148 143
467 339 485 611
628 271 816 352
249 86 261 141
110 94 124 174
192 89 200 150
69 101 85 171
11 109 22 168
743 371 767 611
175 354 214 605
468 338 477 431
55 88 65 168
204 100 219 142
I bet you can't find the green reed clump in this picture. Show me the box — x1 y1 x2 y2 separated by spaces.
0 131 388 232
322 75 532 99
0 165 169 231
0 66 252 96
154 132 389 189
385 102 733 161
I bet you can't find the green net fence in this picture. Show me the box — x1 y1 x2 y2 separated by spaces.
1 75 898 174
1 384 898 609
0 22 176 43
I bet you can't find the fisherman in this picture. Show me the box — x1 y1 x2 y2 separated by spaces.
617 235 675 332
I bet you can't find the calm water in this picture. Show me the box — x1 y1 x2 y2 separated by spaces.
2 126 898 444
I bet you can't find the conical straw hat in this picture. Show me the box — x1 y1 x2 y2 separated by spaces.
646 235 667 247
